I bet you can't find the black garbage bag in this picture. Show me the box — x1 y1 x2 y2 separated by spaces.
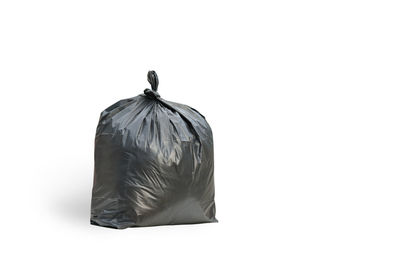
90 71 217 229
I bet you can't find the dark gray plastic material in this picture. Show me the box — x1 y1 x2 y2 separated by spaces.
90 71 217 229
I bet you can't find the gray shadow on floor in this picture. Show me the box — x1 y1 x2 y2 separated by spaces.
48 167 93 226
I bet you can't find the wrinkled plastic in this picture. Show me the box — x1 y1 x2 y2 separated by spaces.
91 71 217 229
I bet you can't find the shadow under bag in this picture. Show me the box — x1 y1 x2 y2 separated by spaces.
91 71 217 229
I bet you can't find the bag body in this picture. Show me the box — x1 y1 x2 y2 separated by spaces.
91 71 217 228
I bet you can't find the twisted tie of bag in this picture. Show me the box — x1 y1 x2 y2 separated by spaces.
144 70 160 99
142 70 203 159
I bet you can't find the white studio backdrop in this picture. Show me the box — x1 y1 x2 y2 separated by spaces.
0 1 399 266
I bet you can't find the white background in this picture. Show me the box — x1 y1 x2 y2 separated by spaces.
1 1 399 266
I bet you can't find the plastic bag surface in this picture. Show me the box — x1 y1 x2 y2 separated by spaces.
91 71 217 228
